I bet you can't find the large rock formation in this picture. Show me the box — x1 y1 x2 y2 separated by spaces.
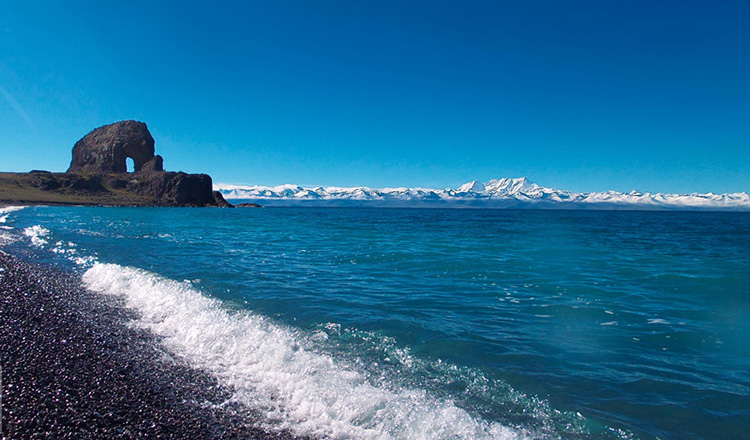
30 120 233 207
126 172 216 207
68 120 164 174
1 120 236 207
212 191 234 208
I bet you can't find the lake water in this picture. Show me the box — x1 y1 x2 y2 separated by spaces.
3 206 749 439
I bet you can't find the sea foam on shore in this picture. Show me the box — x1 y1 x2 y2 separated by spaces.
0 244 296 439
83 262 526 440
1 206 526 440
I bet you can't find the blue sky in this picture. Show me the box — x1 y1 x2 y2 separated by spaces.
1 1 748 193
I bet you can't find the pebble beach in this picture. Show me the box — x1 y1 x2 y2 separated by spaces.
0 250 298 439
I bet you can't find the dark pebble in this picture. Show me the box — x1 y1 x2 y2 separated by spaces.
0 252 307 439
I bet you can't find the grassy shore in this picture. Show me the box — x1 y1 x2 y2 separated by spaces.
0 172 156 206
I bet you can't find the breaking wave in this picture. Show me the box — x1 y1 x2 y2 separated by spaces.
82 263 527 439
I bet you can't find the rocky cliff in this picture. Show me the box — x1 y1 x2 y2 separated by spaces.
0 121 232 207
68 121 163 174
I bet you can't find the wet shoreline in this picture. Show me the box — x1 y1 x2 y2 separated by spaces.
0 251 299 439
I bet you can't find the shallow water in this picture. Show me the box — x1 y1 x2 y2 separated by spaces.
3 206 749 439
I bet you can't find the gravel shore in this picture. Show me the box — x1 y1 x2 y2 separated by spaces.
0 251 301 439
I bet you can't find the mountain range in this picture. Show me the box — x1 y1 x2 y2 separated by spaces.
214 177 750 210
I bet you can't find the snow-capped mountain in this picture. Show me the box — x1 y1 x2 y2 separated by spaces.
214 178 750 210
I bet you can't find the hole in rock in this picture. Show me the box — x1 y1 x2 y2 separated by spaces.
126 158 135 173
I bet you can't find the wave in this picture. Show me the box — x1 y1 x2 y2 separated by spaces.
0 206 27 245
0 206 25 246
0 205 27 224
5 212 621 439
22 224 95 266
82 263 527 440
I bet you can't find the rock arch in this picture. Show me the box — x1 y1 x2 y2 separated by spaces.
68 120 164 173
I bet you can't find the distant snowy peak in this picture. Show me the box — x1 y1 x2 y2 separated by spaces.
457 180 486 193
214 178 750 210
486 177 537 194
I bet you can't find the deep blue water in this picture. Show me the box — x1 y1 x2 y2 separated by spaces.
3 206 749 439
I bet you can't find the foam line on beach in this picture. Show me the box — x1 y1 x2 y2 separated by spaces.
0 206 26 245
82 262 526 440
0 205 26 223
0 251 296 439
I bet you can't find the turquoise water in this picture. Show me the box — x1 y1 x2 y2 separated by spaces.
3 207 749 439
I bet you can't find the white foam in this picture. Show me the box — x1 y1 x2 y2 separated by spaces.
19 224 95 266
82 263 526 440
23 225 51 247
0 206 26 246
0 205 26 224
0 230 15 246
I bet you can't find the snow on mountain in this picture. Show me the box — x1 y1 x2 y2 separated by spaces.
214 178 750 210
457 180 486 193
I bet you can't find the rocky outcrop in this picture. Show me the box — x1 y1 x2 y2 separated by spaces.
16 120 226 207
30 171 106 193
212 191 234 208
3 120 236 206
68 121 163 174
126 172 215 207
140 155 164 172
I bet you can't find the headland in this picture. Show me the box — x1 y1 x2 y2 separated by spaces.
0 121 232 207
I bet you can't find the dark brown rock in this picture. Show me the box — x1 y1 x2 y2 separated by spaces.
140 155 164 172
30 172 61 190
9 120 229 206
126 172 215 207
212 191 234 208
236 202 263 208
68 121 156 173
30 173 108 193
62 174 106 192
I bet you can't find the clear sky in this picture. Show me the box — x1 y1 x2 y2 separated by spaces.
1 1 748 193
